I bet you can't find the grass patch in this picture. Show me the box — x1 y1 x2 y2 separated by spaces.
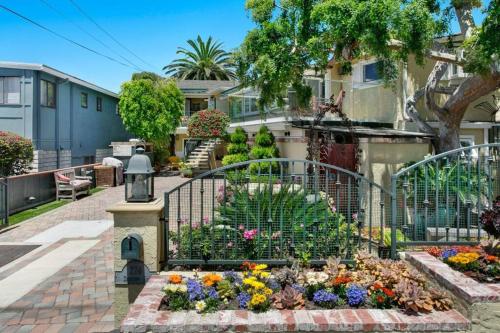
8 200 69 226
7 187 106 226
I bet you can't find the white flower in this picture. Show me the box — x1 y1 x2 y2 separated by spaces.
305 271 329 285
163 284 187 293
195 300 206 313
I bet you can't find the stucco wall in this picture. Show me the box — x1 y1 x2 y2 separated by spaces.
359 139 431 188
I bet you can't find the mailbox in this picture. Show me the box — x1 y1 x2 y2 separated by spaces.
121 233 143 260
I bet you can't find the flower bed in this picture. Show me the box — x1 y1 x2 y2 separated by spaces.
425 245 499 283
122 275 471 333
159 253 453 314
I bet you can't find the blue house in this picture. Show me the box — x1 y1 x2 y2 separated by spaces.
0 62 131 171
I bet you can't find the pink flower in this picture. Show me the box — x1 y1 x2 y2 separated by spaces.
227 241 234 248
352 213 358 220
243 229 258 240
331 206 337 213
239 224 245 231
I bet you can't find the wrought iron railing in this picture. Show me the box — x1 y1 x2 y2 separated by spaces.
163 159 391 268
390 144 500 258
0 178 8 226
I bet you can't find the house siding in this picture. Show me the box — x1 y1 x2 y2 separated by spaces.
0 65 130 171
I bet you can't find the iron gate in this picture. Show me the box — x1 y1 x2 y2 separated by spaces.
390 144 500 258
163 158 391 267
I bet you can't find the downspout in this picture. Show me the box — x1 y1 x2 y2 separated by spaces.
55 81 59 169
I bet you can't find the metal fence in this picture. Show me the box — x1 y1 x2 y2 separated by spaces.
164 158 391 267
0 178 7 226
390 144 500 258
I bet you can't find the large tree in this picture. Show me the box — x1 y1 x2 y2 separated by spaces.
164 35 237 80
118 74 184 142
236 0 499 152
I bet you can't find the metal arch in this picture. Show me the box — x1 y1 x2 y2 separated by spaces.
392 143 500 178
165 158 390 195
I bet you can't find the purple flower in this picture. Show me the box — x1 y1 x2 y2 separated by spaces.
223 271 242 284
441 248 458 259
187 279 204 301
346 285 367 307
236 292 251 309
207 287 219 299
291 284 306 294
313 289 339 308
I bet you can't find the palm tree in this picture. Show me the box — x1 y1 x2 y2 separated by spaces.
164 35 236 80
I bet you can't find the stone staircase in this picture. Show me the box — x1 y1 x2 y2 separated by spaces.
185 139 220 175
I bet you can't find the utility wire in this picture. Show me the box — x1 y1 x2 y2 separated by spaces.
39 0 144 72
0 4 137 70
67 0 158 72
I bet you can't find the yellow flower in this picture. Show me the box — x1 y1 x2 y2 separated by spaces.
253 264 268 271
263 287 273 296
249 293 267 306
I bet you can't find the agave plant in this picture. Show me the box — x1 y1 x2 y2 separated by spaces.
272 285 305 310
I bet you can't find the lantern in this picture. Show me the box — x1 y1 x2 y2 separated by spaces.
124 147 154 202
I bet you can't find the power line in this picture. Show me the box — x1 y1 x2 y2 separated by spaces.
39 0 144 72
67 0 158 72
0 4 137 70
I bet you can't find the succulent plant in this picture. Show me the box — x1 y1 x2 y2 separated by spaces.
323 257 346 278
395 280 434 314
273 266 298 288
216 279 235 300
272 285 305 310
429 288 453 311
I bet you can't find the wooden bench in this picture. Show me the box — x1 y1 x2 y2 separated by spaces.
54 168 92 201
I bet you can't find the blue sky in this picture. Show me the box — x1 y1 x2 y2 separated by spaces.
0 0 253 92
0 0 490 93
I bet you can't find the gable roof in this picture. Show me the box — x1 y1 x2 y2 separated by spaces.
0 61 118 98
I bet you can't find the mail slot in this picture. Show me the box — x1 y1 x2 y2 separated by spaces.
121 233 143 260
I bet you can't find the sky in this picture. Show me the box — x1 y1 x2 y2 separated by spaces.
0 0 254 92
0 0 491 93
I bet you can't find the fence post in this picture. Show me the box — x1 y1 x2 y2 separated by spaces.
390 175 398 259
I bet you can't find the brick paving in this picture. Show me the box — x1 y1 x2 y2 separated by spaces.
0 176 187 333
121 275 471 333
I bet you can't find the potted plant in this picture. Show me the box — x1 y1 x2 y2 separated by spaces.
179 162 193 178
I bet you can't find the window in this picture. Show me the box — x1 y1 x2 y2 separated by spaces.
363 62 382 82
96 96 102 112
0 77 21 105
81 92 88 108
40 80 56 108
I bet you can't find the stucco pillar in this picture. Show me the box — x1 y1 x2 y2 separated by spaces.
107 198 164 328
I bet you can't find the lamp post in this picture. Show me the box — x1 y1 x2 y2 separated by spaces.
124 147 154 202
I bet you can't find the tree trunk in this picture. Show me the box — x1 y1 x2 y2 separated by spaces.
437 118 461 153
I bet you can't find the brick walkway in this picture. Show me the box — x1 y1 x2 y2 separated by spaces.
0 176 187 333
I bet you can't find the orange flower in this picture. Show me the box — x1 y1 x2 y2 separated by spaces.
333 276 352 286
425 247 442 257
168 274 182 284
382 288 395 298
485 255 498 263
241 261 257 271
202 273 222 287
376 295 385 303
372 282 383 290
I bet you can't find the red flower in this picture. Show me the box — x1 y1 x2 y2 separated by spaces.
382 288 395 298
376 295 385 303
333 276 352 285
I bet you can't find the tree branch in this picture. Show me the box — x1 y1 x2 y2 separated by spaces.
425 61 449 117
405 88 436 134
443 72 500 117
454 5 475 39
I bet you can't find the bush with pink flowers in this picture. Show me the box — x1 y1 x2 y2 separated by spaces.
187 109 230 139
0 131 33 176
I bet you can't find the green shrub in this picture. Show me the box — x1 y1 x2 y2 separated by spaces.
249 126 279 173
222 154 249 166
222 127 250 166
227 143 249 155
0 131 33 176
